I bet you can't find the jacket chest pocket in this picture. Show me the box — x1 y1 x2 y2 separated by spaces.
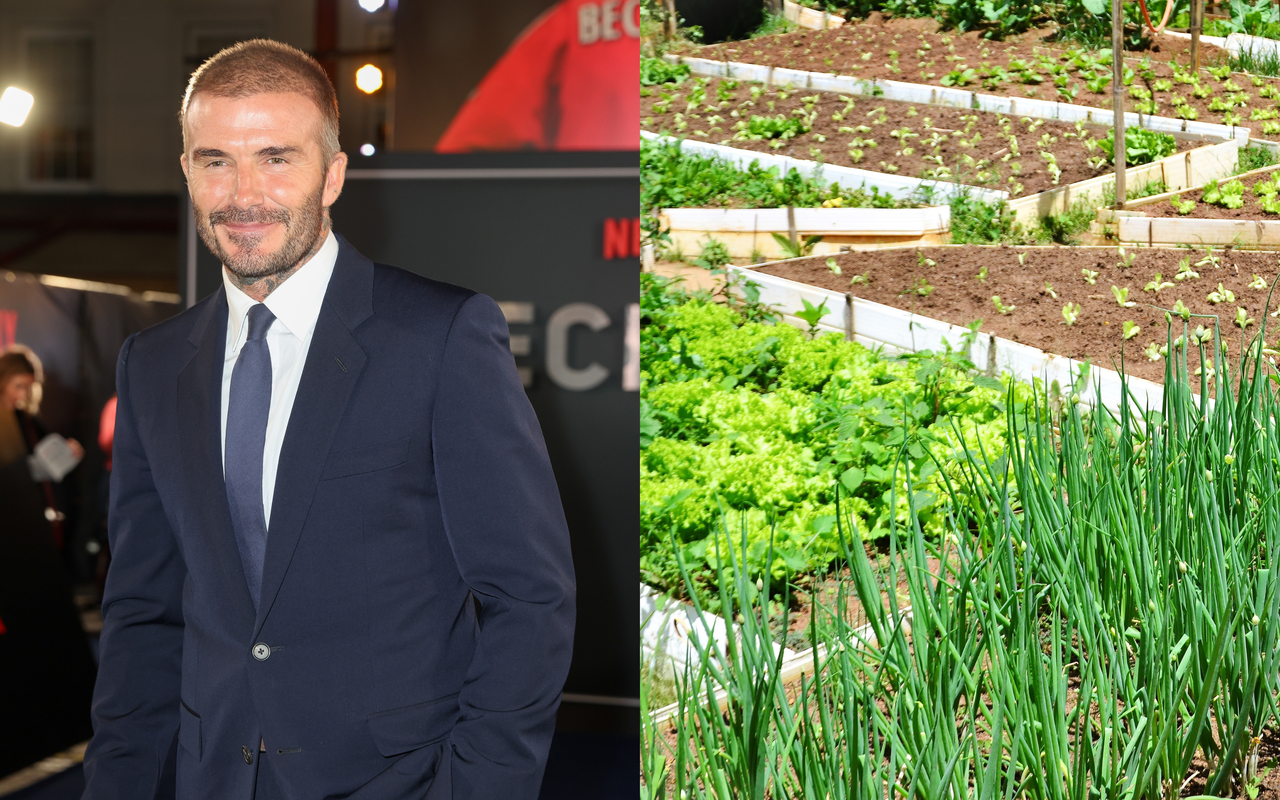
320 436 410 481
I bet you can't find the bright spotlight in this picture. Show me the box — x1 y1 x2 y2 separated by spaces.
360 143 376 156
358 0 386 10
0 87 34 127
355 64 383 94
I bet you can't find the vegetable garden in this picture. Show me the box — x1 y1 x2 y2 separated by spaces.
639 1 1280 797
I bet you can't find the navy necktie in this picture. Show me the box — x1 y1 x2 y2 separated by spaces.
226 302 275 610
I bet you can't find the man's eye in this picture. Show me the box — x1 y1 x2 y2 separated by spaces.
208 160 227 167
268 157 287 164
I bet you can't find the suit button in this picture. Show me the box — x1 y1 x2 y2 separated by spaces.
242 745 254 765
252 643 271 661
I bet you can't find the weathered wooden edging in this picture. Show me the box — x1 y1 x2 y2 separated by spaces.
727 251 1167 413
1094 162 1280 248
663 54 1252 145
782 0 845 29
660 205 951 258
641 130 1006 203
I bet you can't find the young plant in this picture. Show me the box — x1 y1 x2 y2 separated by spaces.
1250 273 1268 289
1203 179 1247 209
1176 256 1200 281
1207 283 1237 303
1173 297 1192 319
1083 268 1100 285
1235 306 1257 329
1197 247 1222 269
1112 284 1136 307
1143 341 1163 360
976 265 989 282
825 257 842 275
794 296 829 336
1122 320 1141 339
1043 281 1057 299
1062 301 1081 325
1145 273 1175 292
1171 195 1198 214
1117 246 1137 269
992 294 1016 314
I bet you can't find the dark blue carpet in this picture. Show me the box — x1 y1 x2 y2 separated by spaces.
7 732 636 800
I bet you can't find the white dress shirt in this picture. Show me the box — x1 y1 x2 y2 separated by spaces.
220 230 338 527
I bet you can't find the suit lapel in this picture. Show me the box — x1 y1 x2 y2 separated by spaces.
254 236 374 636
176 288 258 630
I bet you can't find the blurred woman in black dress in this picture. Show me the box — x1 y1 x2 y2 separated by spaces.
0 344 96 775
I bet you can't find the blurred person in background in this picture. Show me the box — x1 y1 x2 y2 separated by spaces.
0 346 84 549
0 344 96 776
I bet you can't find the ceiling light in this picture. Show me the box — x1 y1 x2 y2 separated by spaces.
358 0 386 11
0 87 33 127
355 64 383 94
360 143 375 156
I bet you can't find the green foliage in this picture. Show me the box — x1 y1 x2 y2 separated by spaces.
1226 0 1280 34
1203 178 1247 209
639 274 1019 604
948 192 1025 244
640 57 690 86
738 113 811 141
1097 128 1177 167
639 138 905 222
646 326 1280 799
1237 144 1280 174
770 232 824 259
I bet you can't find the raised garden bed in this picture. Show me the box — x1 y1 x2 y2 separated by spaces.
678 14 1280 135
1096 162 1280 246
641 132 949 257
782 0 845 30
738 244 1280 389
643 71 1244 226
642 74 1208 200
661 205 951 257
641 130 1006 203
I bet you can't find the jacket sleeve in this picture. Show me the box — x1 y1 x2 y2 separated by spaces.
82 333 186 799
431 293 576 799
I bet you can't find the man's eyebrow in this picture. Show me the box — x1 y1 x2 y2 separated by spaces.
192 148 228 160
257 145 301 158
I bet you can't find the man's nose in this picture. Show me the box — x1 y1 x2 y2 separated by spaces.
231 162 265 208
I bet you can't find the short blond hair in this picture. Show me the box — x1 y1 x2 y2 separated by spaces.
181 39 340 163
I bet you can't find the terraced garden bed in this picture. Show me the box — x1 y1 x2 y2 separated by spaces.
641 74 1203 199
750 244 1280 385
678 14 1280 133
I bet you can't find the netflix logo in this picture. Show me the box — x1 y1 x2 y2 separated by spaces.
602 217 640 260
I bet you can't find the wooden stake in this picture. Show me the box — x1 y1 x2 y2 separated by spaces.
787 205 798 250
665 0 677 38
1191 0 1203 73
1113 0 1127 210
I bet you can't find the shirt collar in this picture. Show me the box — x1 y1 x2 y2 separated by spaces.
223 230 339 348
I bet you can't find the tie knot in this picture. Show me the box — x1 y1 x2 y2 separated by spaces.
246 303 275 342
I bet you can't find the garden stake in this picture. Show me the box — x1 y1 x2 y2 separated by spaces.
1113 0 1127 209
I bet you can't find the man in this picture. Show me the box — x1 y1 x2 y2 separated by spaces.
82 40 575 800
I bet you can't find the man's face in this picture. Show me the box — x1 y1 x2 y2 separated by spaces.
181 92 347 281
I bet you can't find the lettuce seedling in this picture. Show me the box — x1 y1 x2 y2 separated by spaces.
1062 302 1081 325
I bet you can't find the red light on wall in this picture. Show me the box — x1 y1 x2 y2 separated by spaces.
603 217 640 260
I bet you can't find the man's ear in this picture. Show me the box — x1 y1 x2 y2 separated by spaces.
180 153 189 181
323 152 348 208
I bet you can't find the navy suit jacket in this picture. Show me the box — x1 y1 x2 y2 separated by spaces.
82 235 576 799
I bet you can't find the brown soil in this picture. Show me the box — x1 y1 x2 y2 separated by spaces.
1143 170 1280 218
753 244 1280 385
643 75 1201 198
681 14 1280 135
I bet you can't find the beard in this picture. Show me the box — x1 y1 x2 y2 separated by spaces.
194 181 327 281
